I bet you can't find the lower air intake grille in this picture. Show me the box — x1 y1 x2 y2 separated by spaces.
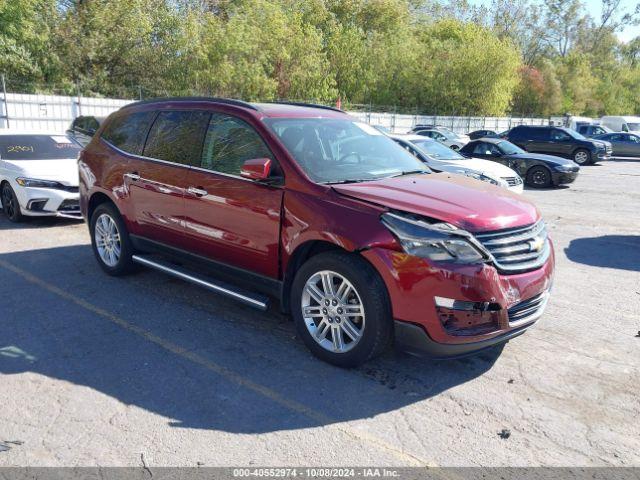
508 292 549 324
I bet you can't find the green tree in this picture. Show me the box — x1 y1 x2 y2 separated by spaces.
0 0 60 89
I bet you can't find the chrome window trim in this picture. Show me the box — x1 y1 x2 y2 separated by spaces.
101 137 283 187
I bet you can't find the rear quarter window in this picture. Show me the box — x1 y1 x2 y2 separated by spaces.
101 111 157 156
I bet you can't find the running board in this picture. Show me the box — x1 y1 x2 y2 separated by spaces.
132 254 270 311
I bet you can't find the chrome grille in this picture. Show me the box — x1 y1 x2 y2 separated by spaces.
508 291 549 324
474 220 549 273
501 176 522 187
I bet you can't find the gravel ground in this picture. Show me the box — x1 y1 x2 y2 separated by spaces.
0 160 638 467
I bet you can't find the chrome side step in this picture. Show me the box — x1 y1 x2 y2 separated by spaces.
132 254 270 311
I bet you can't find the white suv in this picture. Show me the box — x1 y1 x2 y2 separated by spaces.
0 131 82 222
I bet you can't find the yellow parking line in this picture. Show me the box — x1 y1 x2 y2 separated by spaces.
0 258 439 468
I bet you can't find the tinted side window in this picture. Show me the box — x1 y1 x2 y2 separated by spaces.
144 110 211 165
509 127 526 139
86 117 99 133
472 142 491 155
551 129 571 141
526 128 549 140
102 111 156 155
200 113 273 176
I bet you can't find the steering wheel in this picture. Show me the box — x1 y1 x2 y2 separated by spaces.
337 151 362 164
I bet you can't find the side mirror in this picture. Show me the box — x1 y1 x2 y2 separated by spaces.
241 158 272 181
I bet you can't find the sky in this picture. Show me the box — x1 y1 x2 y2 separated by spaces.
469 0 640 43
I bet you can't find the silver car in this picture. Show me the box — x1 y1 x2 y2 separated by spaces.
411 127 470 150
593 132 640 158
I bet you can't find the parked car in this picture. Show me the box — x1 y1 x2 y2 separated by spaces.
506 125 612 165
79 98 554 367
576 124 612 138
468 129 499 140
66 115 105 147
412 128 470 150
592 132 640 157
460 138 580 188
0 131 82 221
390 134 523 193
600 116 640 134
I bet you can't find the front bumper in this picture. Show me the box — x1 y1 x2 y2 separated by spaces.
362 244 554 358
14 184 81 219
552 171 579 185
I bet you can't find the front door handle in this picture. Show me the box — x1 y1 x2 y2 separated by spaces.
124 172 140 181
187 186 208 197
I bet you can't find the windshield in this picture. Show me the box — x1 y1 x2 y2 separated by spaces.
264 119 428 183
627 123 640 131
497 141 525 155
410 139 465 160
0 135 81 160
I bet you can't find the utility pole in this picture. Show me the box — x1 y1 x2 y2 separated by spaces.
1 74 9 129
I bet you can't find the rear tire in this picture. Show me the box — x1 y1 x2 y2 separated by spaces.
573 149 592 165
291 251 392 368
526 166 552 188
1 183 23 222
90 202 136 276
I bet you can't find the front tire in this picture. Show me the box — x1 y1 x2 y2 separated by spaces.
291 251 392 368
573 149 592 165
90 203 135 276
526 166 552 188
1 183 23 222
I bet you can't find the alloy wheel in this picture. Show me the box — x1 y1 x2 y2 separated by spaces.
532 170 549 186
94 213 122 267
301 270 365 353
574 151 589 165
2 185 15 218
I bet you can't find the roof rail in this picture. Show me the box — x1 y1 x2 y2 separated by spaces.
121 96 259 111
268 101 344 113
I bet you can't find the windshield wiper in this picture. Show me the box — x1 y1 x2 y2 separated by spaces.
321 178 376 185
389 170 429 178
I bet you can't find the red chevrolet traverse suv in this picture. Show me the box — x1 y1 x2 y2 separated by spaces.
79 98 554 367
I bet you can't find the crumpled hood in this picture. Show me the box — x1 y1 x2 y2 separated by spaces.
2 158 80 186
332 172 539 232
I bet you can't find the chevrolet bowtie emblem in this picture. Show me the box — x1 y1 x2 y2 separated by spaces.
528 236 544 252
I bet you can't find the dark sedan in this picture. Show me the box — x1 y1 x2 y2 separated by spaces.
592 132 640 158
468 129 499 140
460 138 580 188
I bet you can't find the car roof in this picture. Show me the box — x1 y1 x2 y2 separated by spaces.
119 97 349 119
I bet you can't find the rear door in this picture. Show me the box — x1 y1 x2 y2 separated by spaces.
124 110 210 248
183 112 284 278
526 128 552 153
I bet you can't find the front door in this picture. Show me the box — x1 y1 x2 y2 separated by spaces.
183 112 284 278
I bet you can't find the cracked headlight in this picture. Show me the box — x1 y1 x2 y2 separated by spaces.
381 212 488 264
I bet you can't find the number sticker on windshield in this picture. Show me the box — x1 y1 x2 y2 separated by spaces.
6 145 35 153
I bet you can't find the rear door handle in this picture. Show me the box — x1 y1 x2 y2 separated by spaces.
187 187 208 197
124 172 140 181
